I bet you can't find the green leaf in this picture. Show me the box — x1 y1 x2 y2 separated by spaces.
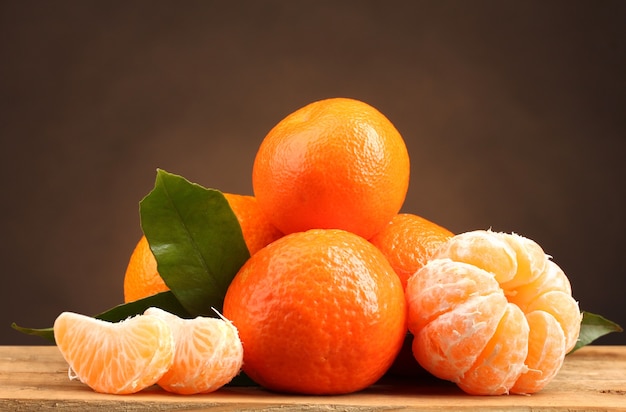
10 324 54 343
11 291 190 344
140 169 250 316
569 311 623 353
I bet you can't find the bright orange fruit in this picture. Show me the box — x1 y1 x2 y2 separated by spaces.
123 235 168 303
53 311 174 394
222 229 407 395
406 230 581 395
252 97 410 240
369 213 454 289
123 192 282 303
222 193 283 255
143 307 243 394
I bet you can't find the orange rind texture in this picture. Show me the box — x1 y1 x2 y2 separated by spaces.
252 97 410 240
223 228 407 395
406 229 582 395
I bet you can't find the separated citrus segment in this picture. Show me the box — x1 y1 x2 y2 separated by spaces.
369 213 453 289
223 229 407 395
144 307 243 394
53 311 174 394
252 97 410 239
406 229 581 395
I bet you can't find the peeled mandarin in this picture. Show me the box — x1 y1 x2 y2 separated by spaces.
406 229 581 395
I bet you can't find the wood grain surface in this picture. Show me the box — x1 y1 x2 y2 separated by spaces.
1 345 625 411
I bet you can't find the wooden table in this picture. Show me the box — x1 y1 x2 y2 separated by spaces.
1 345 624 411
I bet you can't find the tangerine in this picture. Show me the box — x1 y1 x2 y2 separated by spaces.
252 97 410 240
406 230 581 395
222 193 283 255
369 213 454 289
123 192 282 303
123 235 167 303
222 229 407 394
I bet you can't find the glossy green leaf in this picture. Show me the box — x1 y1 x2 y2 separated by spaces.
11 291 189 344
139 169 250 316
569 311 623 353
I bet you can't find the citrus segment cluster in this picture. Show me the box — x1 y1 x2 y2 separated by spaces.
53 309 243 395
252 97 410 240
222 229 407 395
405 229 581 395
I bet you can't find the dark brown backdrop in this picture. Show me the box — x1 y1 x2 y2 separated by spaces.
1 0 624 345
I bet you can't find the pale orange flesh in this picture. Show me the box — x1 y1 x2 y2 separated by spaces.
406 230 581 395
53 312 174 394
144 307 244 395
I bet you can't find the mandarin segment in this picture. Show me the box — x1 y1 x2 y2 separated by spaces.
406 229 581 395
525 290 581 352
497 232 547 290
412 288 508 382
53 311 174 395
511 259 573 310
406 259 503 332
511 310 567 394
433 230 518 284
144 307 243 395
457 303 529 395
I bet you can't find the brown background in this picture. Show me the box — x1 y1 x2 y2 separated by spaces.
1 1 624 345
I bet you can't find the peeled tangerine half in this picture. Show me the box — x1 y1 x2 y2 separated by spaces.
406 230 582 395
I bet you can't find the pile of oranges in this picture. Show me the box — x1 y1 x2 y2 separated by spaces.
54 98 581 396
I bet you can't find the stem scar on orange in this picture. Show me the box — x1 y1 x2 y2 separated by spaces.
252 97 410 240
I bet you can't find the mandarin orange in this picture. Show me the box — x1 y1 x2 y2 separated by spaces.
222 193 283 255
222 229 407 395
123 235 168 303
369 213 454 289
123 192 282 303
252 97 410 240
406 230 581 395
